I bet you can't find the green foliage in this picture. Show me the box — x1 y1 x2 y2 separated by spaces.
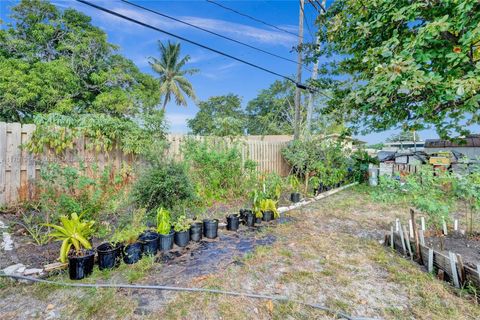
287 175 300 192
111 208 146 244
350 149 379 183
26 112 167 156
149 40 197 110
317 0 480 138
246 79 296 135
452 170 480 233
173 215 190 232
0 0 160 122
187 94 246 136
250 173 284 218
156 207 172 235
181 138 257 204
37 162 131 224
44 212 94 263
282 138 349 191
372 166 456 229
131 161 196 212
386 130 420 143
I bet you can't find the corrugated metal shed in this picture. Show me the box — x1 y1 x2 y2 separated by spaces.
425 135 480 148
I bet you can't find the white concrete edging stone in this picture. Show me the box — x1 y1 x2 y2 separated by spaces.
277 182 358 214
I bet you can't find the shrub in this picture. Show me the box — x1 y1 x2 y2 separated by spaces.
131 161 196 212
181 138 257 204
282 138 349 192
37 162 131 224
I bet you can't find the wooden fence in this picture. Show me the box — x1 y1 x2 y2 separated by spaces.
0 123 291 206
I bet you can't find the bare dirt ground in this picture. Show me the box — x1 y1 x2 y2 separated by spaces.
2 187 480 319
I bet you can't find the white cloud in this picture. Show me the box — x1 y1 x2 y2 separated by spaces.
181 16 296 47
201 61 240 80
166 113 191 126
61 1 296 47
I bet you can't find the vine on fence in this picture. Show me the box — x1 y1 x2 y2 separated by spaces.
26 113 166 156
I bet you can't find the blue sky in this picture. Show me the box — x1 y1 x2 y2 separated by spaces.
1 0 472 143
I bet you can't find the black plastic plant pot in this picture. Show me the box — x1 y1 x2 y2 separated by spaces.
68 250 95 280
123 242 142 264
139 232 159 256
97 243 122 270
244 211 255 227
203 219 219 239
190 222 203 242
255 217 262 224
158 230 175 251
290 192 301 203
262 210 274 222
226 214 240 231
174 230 190 247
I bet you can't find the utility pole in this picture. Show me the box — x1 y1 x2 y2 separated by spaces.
306 0 325 138
293 0 304 140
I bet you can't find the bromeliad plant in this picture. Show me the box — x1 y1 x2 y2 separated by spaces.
288 175 301 193
259 198 279 219
45 212 94 263
156 207 172 235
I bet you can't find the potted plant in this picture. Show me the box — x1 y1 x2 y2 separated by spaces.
45 212 95 280
203 218 219 239
251 190 264 224
157 207 174 251
241 209 255 227
288 175 301 203
226 213 240 231
260 199 279 222
139 228 159 256
96 242 123 270
173 215 191 247
190 219 203 242
111 226 144 265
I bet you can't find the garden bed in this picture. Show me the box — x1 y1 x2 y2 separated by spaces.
2 187 480 319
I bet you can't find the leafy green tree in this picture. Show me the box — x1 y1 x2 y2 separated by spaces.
187 94 246 136
317 0 480 138
0 0 160 122
386 130 420 142
246 80 298 135
149 41 198 111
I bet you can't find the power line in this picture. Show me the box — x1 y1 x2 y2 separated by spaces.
75 0 318 92
205 0 298 37
121 0 311 72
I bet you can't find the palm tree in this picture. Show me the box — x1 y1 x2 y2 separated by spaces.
149 41 198 111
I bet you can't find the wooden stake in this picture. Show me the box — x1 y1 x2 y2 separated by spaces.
454 219 458 231
403 225 413 260
419 230 425 246
442 219 448 235
449 251 460 288
390 225 394 249
398 222 407 255
457 254 465 285
428 248 434 273
395 218 400 232
421 216 426 231
410 209 420 261
409 219 414 238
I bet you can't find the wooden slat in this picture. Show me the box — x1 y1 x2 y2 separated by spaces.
7 123 21 204
0 122 6 205
23 124 36 200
